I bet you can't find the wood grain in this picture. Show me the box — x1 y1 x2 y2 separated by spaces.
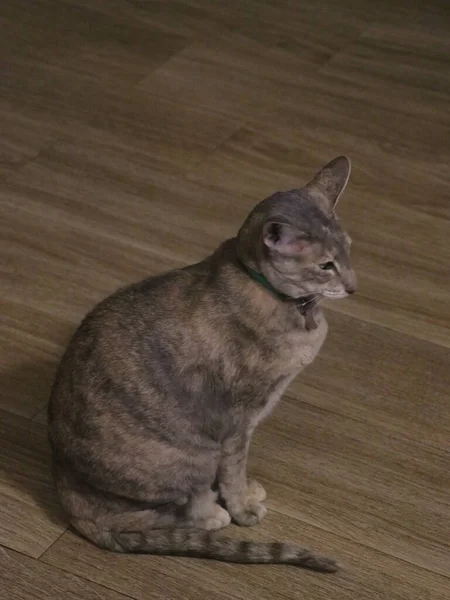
289 311 450 447
41 514 450 600
250 400 450 576
1 0 449 598
0 110 57 182
0 411 67 557
0 548 132 600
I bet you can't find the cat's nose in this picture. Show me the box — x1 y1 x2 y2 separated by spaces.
344 271 357 295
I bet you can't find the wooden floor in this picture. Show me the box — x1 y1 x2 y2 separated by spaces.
1 0 449 597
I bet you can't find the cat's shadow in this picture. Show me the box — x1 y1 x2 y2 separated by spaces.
1 357 68 530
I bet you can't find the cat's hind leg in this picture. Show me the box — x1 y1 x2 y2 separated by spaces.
71 490 231 553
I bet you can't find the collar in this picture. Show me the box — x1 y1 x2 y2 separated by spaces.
242 264 291 301
237 259 319 330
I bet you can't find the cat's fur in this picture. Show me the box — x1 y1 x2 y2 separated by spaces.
48 157 356 572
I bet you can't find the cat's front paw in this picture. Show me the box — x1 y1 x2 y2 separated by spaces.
247 479 267 502
203 505 232 531
231 500 267 527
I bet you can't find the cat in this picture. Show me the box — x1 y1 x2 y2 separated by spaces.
48 156 356 572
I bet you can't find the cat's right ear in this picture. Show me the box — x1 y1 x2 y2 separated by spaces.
262 222 310 257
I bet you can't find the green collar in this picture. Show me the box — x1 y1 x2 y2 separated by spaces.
243 264 291 301
237 258 319 330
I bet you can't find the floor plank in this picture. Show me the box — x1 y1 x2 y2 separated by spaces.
41 512 449 600
322 23 450 127
1 0 188 86
0 110 57 182
0 411 67 558
0 547 133 600
136 29 347 122
1 0 238 174
289 312 450 447
1 0 450 598
250 399 450 576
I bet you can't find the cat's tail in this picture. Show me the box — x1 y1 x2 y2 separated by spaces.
71 519 337 572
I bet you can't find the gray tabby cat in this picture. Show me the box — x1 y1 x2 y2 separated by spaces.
49 156 356 572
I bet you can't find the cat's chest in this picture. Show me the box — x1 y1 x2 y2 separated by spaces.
248 315 328 427
268 311 328 373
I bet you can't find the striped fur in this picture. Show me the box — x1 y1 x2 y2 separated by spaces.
72 519 337 572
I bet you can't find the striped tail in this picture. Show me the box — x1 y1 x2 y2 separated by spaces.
72 520 337 572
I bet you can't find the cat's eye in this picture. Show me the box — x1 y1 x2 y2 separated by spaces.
319 261 335 270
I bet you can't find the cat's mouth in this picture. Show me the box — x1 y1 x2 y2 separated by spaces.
323 291 348 299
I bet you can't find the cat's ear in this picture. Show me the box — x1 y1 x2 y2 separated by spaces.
306 156 351 213
262 222 310 257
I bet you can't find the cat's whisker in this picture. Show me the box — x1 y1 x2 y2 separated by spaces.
300 295 321 307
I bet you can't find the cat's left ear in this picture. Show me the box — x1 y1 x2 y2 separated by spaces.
305 156 351 213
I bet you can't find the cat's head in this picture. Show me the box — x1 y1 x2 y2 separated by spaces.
237 156 356 300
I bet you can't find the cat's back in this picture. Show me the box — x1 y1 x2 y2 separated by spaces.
64 266 201 355
48 267 201 418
